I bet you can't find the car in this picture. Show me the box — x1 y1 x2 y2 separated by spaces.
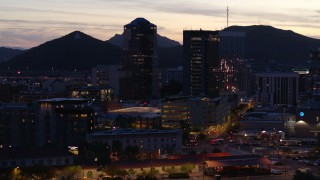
292 156 300 160
270 160 279 165
210 138 225 145
297 167 311 173
270 169 283 175
306 161 314 166
313 160 320 166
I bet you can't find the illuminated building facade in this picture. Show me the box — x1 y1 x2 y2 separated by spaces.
109 107 161 129
71 86 114 103
256 72 299 107
161 96 230 128
37 98 94 147
120 18 158 101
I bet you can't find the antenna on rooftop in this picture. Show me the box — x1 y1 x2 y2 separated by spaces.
227 6 229 28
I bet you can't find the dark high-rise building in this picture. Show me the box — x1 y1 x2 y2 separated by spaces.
120 18 158 101
218 31 246 96
183 30 246 98
183 30 220 97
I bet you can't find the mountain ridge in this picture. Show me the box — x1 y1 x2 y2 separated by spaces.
223 25 320 63
0 31 121 70
1 25 320 71
107 33 180 48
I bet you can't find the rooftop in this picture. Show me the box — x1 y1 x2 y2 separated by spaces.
0 148 74 160
38 98 89 102
90 128 181 136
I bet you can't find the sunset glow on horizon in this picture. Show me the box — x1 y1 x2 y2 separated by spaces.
1 0 319 48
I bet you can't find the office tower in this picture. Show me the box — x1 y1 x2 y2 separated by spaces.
256 72 299 107
183 30 220 97
183 30 246 98
218 31 246 95
120 18 158 101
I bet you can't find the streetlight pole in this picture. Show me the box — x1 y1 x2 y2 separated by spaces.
202 162 206 180
82 164 85 180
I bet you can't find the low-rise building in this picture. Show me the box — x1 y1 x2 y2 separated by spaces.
0 103 36 148
0 148 75 169
87 128 182 154
109 107 161 129
37 98 94 148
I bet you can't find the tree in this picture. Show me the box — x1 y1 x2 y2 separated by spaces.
180 163 194 173
293 170 315 180
198 133 206 141
91 142 111 165
61 166 82 180
103 166 119 178
23 165 56 179
103 165 128 178
10 167 25 180
128 168 136 177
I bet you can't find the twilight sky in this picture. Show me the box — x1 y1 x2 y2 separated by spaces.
1 0 319 48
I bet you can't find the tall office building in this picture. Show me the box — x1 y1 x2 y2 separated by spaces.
256 72 299 107
183 30 246 98
183 30 220 97
120 18 158 101
218 31 246 95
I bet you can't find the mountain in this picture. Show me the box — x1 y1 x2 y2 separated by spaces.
0 47 24 63
107 33 180 48
224 25 320 63
3 25 318 71
0 31 121 70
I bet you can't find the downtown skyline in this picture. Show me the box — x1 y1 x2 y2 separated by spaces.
1 0 320 48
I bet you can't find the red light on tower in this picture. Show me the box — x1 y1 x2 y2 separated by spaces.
17 71 21 75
